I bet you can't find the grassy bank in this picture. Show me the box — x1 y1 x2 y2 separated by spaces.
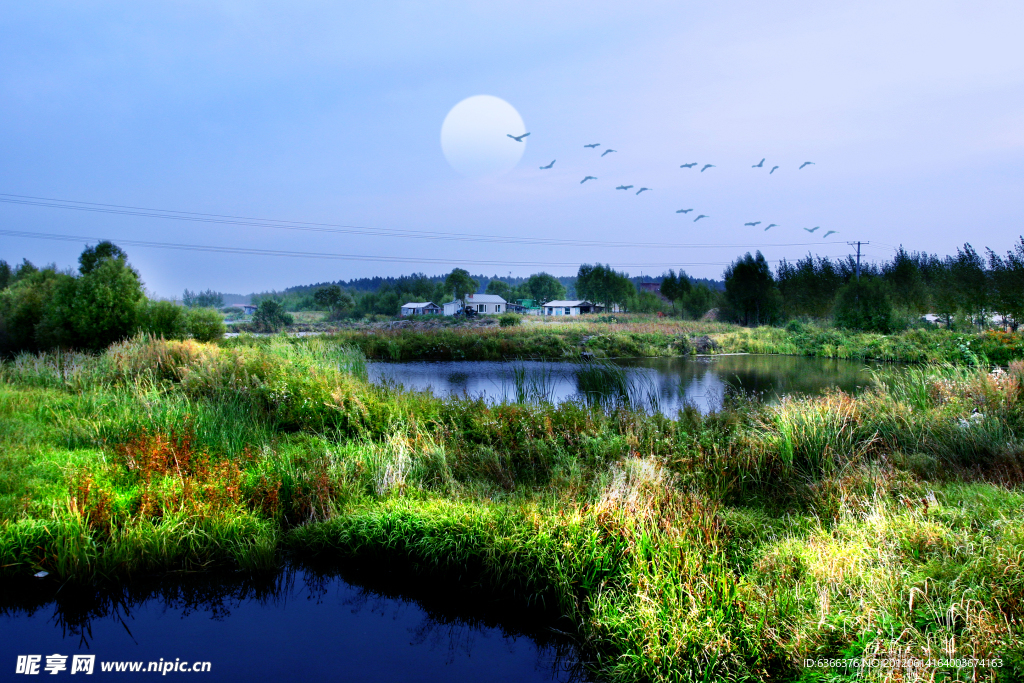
3 336 1024 681
241 316 1024 365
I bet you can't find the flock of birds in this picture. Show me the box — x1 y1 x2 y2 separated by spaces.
505 132 837 238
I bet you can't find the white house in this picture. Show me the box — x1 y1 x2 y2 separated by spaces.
463 293 506 314
442 301 461 316
400 301 441 316
542 300 601 316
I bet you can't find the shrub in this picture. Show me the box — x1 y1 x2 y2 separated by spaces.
498 313 522 327
186 307 226 342
137 300 188 339
253 300 293 332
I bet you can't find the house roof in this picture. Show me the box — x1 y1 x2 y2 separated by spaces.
465 293 507 303
543 300 594 308
401 302 439 308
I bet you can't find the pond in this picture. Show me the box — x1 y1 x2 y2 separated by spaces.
0 564 586 682
368 354 891 414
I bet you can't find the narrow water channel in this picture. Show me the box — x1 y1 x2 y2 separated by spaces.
1 565 587 682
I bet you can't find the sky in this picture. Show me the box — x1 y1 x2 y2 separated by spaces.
1 1 1022 298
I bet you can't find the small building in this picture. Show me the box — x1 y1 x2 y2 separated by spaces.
542 300 601 316
506 298 542 315
229 303 258 315
464 293 506 314
442 301 462 316
400 301 441 317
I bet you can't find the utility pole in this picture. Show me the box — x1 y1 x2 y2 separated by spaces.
847 241 870 281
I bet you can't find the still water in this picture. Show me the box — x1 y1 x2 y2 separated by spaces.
368 354 888 414
1 565 586 682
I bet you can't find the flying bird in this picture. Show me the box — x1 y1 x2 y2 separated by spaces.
676 208 693 214
752 158 765 168
507 133 530 142
584 143 601 148
744 221 761 227
799 161 815 169
601 149 617 157
803 226 820 233
766 224 778 229
694 214 709 222
680 163 698 169
823 230 838 238
700 164 715 172
770 166 779 174
580 176 597 184
616 185 633 190
764 225 775 231
636 187 651 195
539 160 555 169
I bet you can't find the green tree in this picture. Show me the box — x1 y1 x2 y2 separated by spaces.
776 255 843 318
659 270 690 314
882 247 928 313
0 260 11 290
485 279 513 299
186 307 226 342
722 252 781 326
951 244 988 328
313 285 355 318
183 288 224 308
631 290 666 313
444 268 479 307
576 264 632 309
922 255 958 328
833 277 896 333
987 238 1024 331
0 268 73 354
523 272 566 304
679 283 720 319
69 256 146 349
253 299 293 331
78 240 128 275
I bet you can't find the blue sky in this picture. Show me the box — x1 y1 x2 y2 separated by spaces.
1 1 1022 298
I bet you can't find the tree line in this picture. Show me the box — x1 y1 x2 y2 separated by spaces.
720 240 1024 331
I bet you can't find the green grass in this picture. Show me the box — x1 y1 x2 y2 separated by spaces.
3 334 1024 682
239 318 1024 367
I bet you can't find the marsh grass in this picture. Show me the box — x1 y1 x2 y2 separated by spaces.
4 336 1024 682
503 361 558 404
574 359 661 414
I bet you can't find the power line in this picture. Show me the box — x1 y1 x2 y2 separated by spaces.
0 228 739 269
0 192 848 251
2 228 857 270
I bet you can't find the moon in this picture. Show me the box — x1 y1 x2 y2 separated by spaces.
441 95 526 178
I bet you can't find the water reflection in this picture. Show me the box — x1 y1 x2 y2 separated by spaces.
0 563 587 682
368 354 889 414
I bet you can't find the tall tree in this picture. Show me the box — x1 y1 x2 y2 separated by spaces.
882 247 928 313
659 270 691 314
576 264 632 309
485 279 513 299
952 243 988 328
78 241 128 275
723 252 780 326
987 238 1024 330
444 268 479 307
523 272 566 304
